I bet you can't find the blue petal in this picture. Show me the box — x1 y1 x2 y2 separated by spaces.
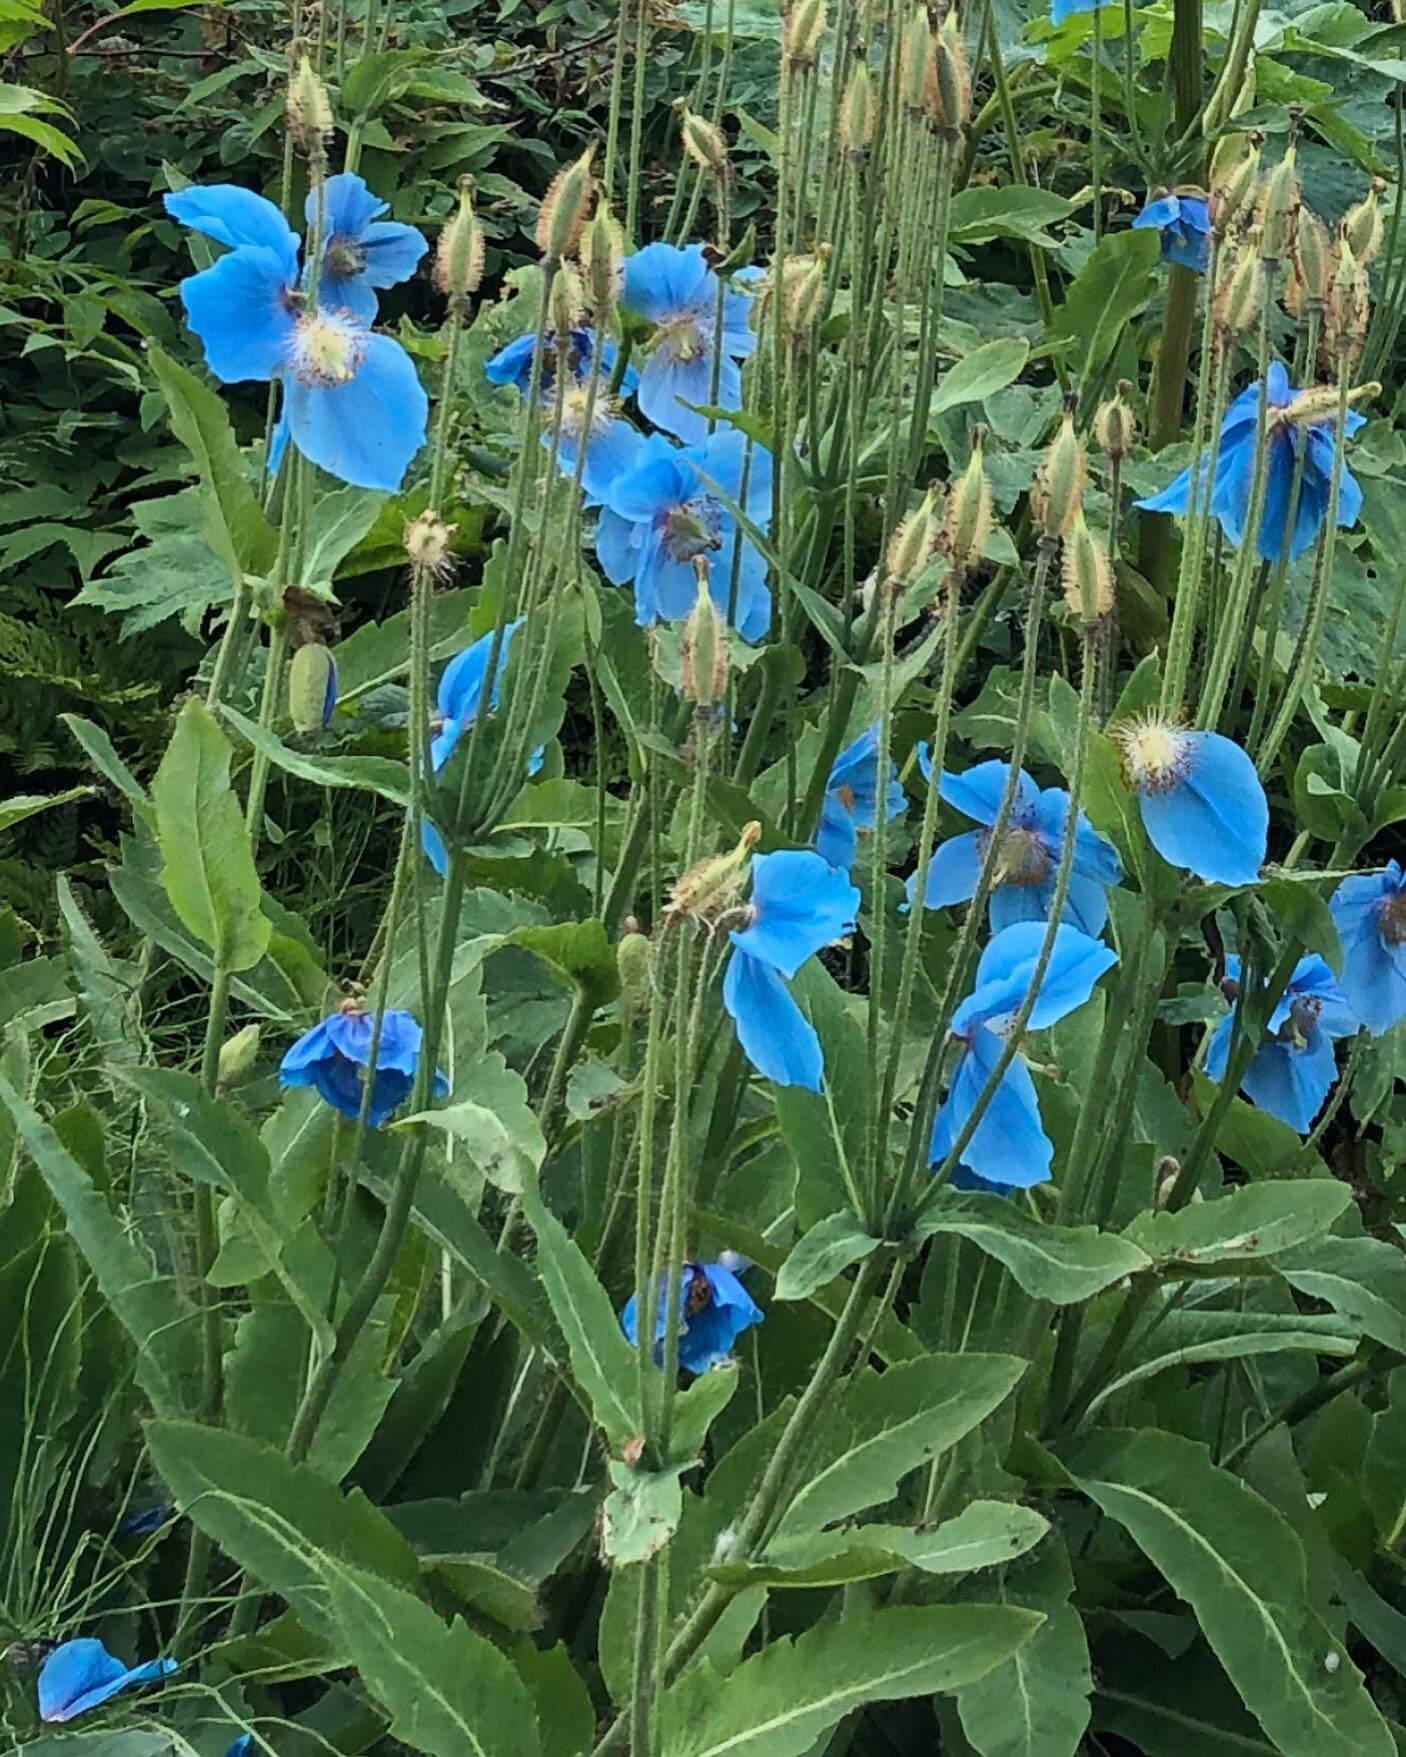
319 268 379 326
722 948 824 1090
178 246 296 383
437 621 519 724
681 1263 764 1369
165 186 299 271
1137 730 1267 887
485 333 538 390
1203 1011 1235 1083
1332 871 1406 1035
636 349 718 445
1133 195 1182 232
313 171 384 240
635 529 697 626
1281 954 1358 1040
595 506 645 585
422 815 449 876
721 539 772 642
555 414 644 505
226 1738 254 1757
1241 1034 1337 1134
1136 460 1198 519
358 219 429 289
732 850 860 977
1208 424 1265 551
1305 424 1363 539
939 760 1039 829
910 830 984 909
952 921 1117 1034
286 332 428 491
279 1017 338 1078
931 1026 1052 1189
816 794 858 868
622 241 712 321
604 434 697 521
37 1641 176 1723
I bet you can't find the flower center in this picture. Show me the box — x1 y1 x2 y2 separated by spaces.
1113 714 1192 795
324 234 367 280
980 824 1051 888
559 382 616 438
834 783 857 812
657 315 706 363
685 1266 713 1315
1381 893 1406 946
290 310 366 387
1279 993 1322 1050
663 495 723 564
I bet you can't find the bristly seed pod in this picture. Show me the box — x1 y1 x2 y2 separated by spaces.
941 428 992 574
667 822 762 922
1032 406 1086 540
1256 145 1300 264
782 0 826 68
581 199 625 311
1214 234 1265 335
1061 511 1113 622
616 927 654 1022
899 11 932 113
404 510 456 580
887 484 943 585
1209 129 1261 235
536 144 595 264
435 180 485 302
839 61 876 153
675 99 729 173
679 560 730 710
1323 237 1371 372
1342 177 1386 267
929 10 971 135
549 262 585 338
1290 205 1330 308
286 53 333 159
1093 381 1137 462
288 641 337 732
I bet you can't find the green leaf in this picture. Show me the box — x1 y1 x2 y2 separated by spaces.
658 1606 1043 1757
1045 228 1160 389
773 1211 880 1301
1092 1636 1278 1754
61 713 150 815
152 698 271 973
521 1181 638 1448
508 920 620 1007
299 486 387 594
1125 1180 1352 1271
222 704 412 806
147 341 274 587
0 1236 80 1524
1064 1428 1395 1757
405 1053 545 1194
914 1193 1151 1303
0 786 93 836
954 1538 1091 1757
948 186 1075 246
775 1353 1026 1538
670 1362 740 1463
0 1074 199 1416
1274 1235 1406 1352
929 339 1030 419
145 1421 424 1640
602 1459 687 1563
322 1561 540 1757
1260 878 1343 975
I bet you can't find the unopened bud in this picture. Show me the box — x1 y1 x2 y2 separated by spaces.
549 262 585 338
668 822 762 921
899 12 932 112
929 11 971 134
435 182 485 300
404 510 456 579
1093 381 1137 461
783 250 829 341
887 485 943 584
941 430 992 574
581 200 625 310
1342 178 1386 267
1061 512 1113 622
782 0 826 67
287 55 333 157
1290 206 1330 307
1214 237 1265 335
288 641 337 732
1155 1155 1181 1209
1032 408 1086 539
676 100 728 173
1256 147 1300 264
680 562 729 709
1209 130 1261 234
840 61 876 152
216 1023 261 1090
536 145 594 263
617 929 654 1021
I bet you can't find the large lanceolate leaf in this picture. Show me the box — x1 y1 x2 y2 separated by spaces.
145 1421 423 1639
658 1606 1042 1757
914 1193 1150 1303
774 1353 1026 1538
1064 1429 1395 1757
1274 1235 1406 1352
322 1562 541 1757
151 698 271 973
1125 1179 1352 1271
0 1075 199 1416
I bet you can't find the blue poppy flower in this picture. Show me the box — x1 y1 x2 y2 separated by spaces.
1112 717 1267 887
596 428 773 641
1132 191 1212 273
422 621 545 875
279 1003 448 1127
950 1166 1016 1197
485 327 642 504
225 1739 253 1757
620 242 756 444
115 1506 171 1537
909 754 1122 936
621 1260 763 1374
723 850 860 1091
1050 0 1115 21
816 726 907 869
1204 954 1356 1133
165 183 427 492
1136 361 1365 564
1329 862 1406 1036
310 172 427 322
931 921 1118 1188
37 1639 176 1723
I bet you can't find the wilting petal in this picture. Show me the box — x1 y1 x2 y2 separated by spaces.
722 948 823 1090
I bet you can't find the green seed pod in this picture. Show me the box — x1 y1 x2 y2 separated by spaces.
581 200 625 309
1032 409 1086 539
286 54 333 157
1093 381 1137 461
288 642 337 732
1256 146 1300 264
679 562 729 709
616 928 654 1022
929 10 971 134
887 485 943 584
782 0 826 68
1209 130 1261 234
1061 511 1113 622
899 11 932 113
1290 205 1330 307
536 145 595 264
435 181 485 300
676 100 728 173
941 429 992 574
1343 178 1386 267
840 61 876 152
1214 237 1265 335
549 262 585 338
217 1023 262 1090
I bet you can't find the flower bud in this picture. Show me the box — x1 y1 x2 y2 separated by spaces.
676 99 728 173
1093 381 1137 461
929 11 971 134
840 61 876 152
404 510 456 579
1209 130 1261 234
536 145 595 263
899 11 932 112
617 927 654 1022
1342 178 1386 267
1290 205 1330 308
549 262 585 338
1324 238 1371 371
581 200 625 310
288 641 337 732
887 485 943 584
435 181 485 301
1032 407 1086 539
679 561 729 709
668 822 762 921
1155 1154 1181 1209
217 1023 261 1090
782 0 826 67
1214 236 1265 335
1061 511 1113 622
941 429 992 574
287 54 333 157
1256 146 1300 264
783 249 829 342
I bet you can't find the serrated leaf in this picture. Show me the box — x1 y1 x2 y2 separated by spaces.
1126 1180 1352 1270
915 1193 1150 1303
1064 1428 1395 1757
670 1363 739 1462
602 1459 687 1563
773 1211 879 1301
1274 1235 1406 1352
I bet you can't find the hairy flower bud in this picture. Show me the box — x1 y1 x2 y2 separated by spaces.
536 145 594 263
929 10 971 134
1342 178 1386 267
941 429 992 574
1290 205 1330 308
679 562 729 709
782 0 826 68
1214 236 1265 335
581 200 625 310
1209 130 1261 235
676 99 728 173
899 11 932 113
404 510 456 579
1256 146 1300 264
435 181 485 300
549 262 585 338
887 485 943 584
288 641 337 732
1093 381 1137 461
1323 238 1371 371
839 61 876 152
287 54 333 158
217 1023 261 1090
1032 408 1086 539
617 928 654 1021
1061 511 1113 622
668 822 762 921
